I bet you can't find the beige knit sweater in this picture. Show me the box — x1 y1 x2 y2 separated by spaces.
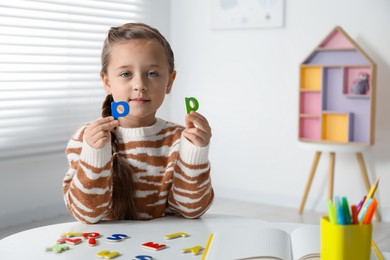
63 118 214 224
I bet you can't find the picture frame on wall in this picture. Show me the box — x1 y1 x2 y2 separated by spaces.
210 0 285 29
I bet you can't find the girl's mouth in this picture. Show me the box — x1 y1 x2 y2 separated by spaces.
130 98 150 104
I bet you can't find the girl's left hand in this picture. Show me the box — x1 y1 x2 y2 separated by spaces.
183 111 212 147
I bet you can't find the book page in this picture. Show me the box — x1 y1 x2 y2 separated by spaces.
206 228 292 260
290 225 320 260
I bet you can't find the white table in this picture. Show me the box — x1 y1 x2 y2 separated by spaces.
0 214 303 260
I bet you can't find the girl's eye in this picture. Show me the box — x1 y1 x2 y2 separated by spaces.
120 72 132 78
147 71 158 77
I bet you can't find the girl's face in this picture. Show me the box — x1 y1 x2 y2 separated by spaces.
101 39 176 127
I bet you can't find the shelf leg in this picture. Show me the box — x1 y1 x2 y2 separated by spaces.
356 152 381 222
299 151 322 215
328 152 336 201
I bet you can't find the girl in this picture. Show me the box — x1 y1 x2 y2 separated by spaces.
63 23 214 224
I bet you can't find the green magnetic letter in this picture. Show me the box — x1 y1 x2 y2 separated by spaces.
185 97 199 114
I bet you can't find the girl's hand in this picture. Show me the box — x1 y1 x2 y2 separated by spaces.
84 117 119 149
183 111 212 147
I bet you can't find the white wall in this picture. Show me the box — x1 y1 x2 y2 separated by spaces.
169 0 390 220
0 155 69 229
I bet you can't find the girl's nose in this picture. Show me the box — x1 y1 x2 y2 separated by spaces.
132 76 147 92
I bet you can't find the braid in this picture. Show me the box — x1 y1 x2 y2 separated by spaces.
102 95 138 220
102 94 113 118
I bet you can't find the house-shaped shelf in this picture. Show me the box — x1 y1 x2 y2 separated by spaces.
298 26 376 145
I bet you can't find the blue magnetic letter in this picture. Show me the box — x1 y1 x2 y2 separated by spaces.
134 256 153 260
111 101 130 119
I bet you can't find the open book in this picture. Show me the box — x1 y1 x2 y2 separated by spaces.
204 225 320 260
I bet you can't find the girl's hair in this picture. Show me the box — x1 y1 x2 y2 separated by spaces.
101 22 174 75
100 23 175 220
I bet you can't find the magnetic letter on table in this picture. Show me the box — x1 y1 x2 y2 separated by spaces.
141 242 167 251
56 237 82 245
182 245 204 255
185 97 199 114
59 232 83 238
83 232 100 246
134 255 153 260
164 232 189 240
46 244 70 253
111 101 130 119
96 250 120 259
88 237 97 246
106 233 129 242
83 232 100 239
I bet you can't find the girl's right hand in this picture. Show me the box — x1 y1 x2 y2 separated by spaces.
84 117 119 149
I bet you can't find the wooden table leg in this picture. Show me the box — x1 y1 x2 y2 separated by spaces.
328 152 336 201
299 151 322 215
356 152 381 221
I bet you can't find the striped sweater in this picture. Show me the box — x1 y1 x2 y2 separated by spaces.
63 118 214 224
